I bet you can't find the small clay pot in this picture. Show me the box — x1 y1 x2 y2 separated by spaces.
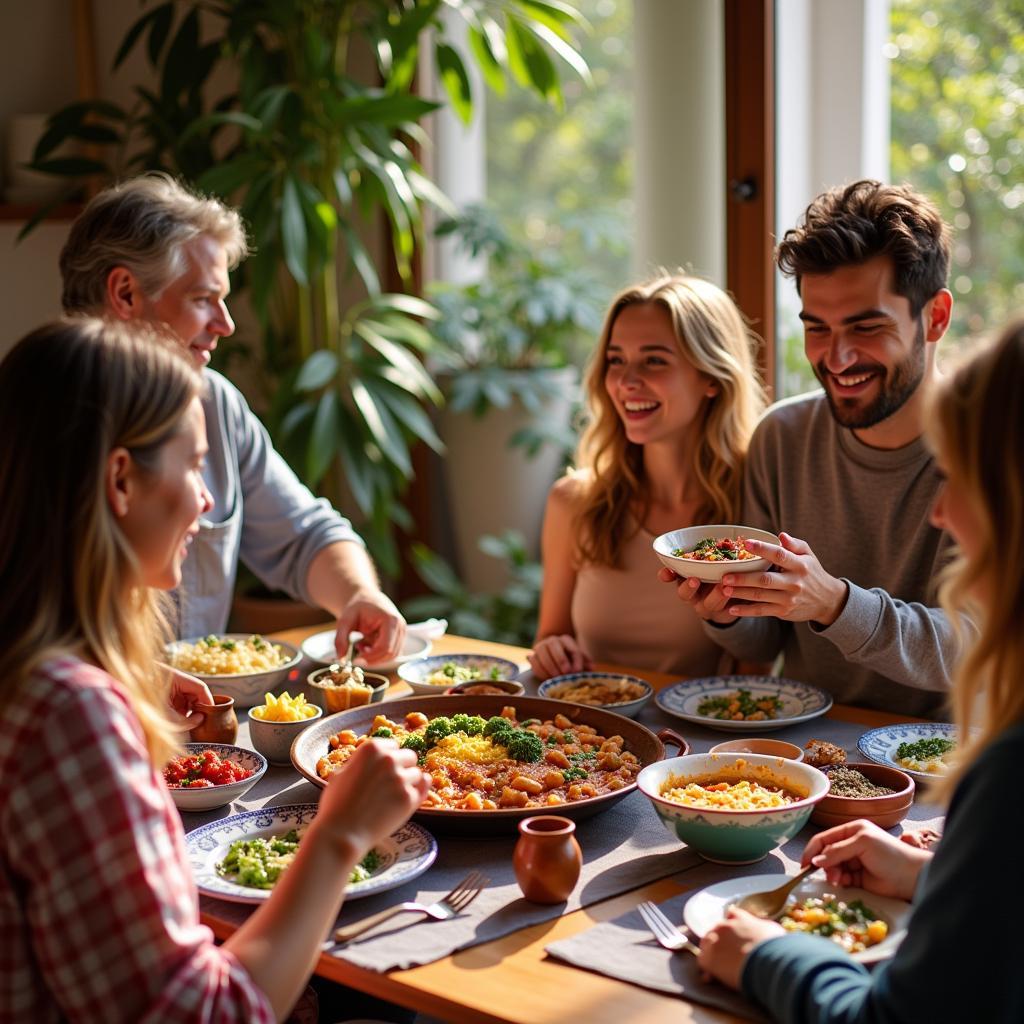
189 693 238 745
513 815 582 904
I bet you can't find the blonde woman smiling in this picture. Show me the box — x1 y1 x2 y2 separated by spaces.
529 274 766 680
0 319 427 1023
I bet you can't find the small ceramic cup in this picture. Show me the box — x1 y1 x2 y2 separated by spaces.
247 704 323 765
189 694 238 745
513 815 582 904
708 737 805 762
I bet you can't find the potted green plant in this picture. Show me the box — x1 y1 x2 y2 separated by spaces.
426 203 604 589
27 0 589 581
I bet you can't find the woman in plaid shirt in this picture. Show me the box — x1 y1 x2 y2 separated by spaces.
0 318 429 1023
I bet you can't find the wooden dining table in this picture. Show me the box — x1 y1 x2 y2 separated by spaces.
192 626 934 1024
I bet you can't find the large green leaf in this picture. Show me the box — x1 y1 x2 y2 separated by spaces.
161 7 201 100
351 379 411 476
112 2 172 69
280 175 309 286
435 43 473 124
295 350 339 392
197 152 267 198
466 25 507 95
30 156 110 177
339 221 381 296
307 389 342 486
336 407 376 516
354 320 442 403
368 379 446 455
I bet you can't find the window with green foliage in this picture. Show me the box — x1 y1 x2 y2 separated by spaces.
483 0 633 313
890 0 1024 346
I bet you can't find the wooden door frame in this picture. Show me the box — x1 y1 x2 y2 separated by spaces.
724 0 776 396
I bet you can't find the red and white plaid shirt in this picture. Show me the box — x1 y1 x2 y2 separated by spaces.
0 657 274 1023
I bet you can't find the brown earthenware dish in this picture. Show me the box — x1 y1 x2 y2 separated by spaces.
810 761 915 830
290 694 688 836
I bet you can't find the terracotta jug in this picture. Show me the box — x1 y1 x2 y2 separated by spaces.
189 693 238 745
513 815 582 904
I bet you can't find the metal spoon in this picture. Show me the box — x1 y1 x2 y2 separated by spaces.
327 632 360 678
733 864 818 919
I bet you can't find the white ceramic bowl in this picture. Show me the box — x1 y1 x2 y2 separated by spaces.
708 737 805 761
167 634 303 708
300 628 432 671
165 742 267 812
652 525 779 583
397 653 522 697
538 672 654 719
248 703 324 764
637 752 829 863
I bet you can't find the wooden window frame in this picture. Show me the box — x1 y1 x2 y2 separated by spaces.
724 0 776 396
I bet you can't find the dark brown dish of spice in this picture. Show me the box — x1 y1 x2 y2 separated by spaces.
823 764 896 798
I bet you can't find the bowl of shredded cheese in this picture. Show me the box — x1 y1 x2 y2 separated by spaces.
637 752 829 863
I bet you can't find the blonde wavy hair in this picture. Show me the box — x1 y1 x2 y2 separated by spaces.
0 318 201 765
927 318 1024 797
574 273 766 567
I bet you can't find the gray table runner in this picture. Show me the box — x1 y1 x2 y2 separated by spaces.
185 680 944 976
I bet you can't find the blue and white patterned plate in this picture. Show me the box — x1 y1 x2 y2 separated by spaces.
185 803 437 904
656 675 832 732
857 722 958 781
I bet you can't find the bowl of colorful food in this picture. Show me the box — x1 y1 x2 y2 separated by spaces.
307 664 390 713
247 692 323 765
857 723 958 783
538 672 654 718
397 653 521 697
163 742 267 812
810 762 915 829
652 525 779 583
166 633 302 708
637 752 829 863
290 694 688 835
184 803 438 904
684 874 911 964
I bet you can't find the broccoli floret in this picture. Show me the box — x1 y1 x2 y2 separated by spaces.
504 729 544 763
371 727 393 738
483 715 515 739
424 716 456 746
451 713 486 736
401 734 426 754
562 766 588 782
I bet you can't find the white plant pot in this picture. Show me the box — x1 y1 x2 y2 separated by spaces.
437 367 576 593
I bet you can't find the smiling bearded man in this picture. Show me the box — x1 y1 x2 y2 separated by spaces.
666 180 962 719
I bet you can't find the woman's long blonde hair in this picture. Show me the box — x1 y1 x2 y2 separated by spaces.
928 318 1024 796
0 318 201 765
574 273 766 567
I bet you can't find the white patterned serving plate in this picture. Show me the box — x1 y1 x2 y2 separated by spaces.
185 803 437 904
300 629 433 671
684 875 911 964
857 722 957 782
656 675 832 732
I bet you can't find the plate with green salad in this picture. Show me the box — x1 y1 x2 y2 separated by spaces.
184 803 437 905
656 675 832 732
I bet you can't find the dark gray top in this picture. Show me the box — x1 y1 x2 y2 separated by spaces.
706 391 959 718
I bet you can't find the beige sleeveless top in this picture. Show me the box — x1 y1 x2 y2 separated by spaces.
570 523 725 677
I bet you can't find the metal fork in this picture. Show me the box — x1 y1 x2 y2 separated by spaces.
333 870 489 943
637 901 701 956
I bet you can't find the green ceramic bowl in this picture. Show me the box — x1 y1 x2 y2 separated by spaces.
637 752 829 864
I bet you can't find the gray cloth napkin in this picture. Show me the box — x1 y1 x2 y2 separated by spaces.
546 892 769 1022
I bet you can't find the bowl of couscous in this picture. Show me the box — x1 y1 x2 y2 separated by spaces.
637 752 829 864
167 633 302 708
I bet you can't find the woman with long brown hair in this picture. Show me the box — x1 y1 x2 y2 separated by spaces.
529 272 766 679
0 318 428 1022
698 319 1024 1022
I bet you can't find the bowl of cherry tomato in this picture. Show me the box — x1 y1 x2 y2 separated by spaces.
163 742 268 812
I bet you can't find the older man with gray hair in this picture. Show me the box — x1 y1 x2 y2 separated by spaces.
60 173 405 662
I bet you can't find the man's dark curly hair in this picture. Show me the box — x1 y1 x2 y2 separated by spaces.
776 180 951 316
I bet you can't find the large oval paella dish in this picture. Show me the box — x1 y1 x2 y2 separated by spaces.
291 694 687 836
